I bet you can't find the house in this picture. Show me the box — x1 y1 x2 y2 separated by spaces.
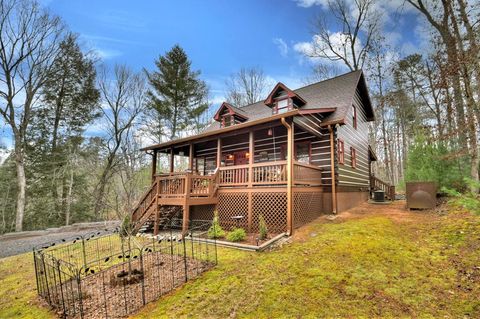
132 70 394 236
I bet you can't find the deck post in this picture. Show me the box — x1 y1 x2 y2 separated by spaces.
151 150 157 182
216 138 222 168
281 118 293 235
169 147 174 173
248 130 254 231
182 174 191 234
189 143 194 171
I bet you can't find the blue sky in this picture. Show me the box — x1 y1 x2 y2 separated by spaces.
42 0 423 101
1 0 425 151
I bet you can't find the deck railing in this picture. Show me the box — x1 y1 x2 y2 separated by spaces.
370 175 395 200
218 160 322 187
294 162 323 185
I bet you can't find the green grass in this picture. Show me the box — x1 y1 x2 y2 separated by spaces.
1 205 479 318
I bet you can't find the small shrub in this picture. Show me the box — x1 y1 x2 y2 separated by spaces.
442 178 480 215
208 211 225 239
226 228 246 242
258 214 268 240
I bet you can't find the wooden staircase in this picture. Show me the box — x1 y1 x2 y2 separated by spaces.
370 175 395 200
131 170 219 235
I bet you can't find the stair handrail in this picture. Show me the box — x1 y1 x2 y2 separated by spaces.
132 177 159 222
370 175 395 200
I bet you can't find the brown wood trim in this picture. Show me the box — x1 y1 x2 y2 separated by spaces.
329 125 337 214
169 147 174 173
151 150 157 182
141 110 299 151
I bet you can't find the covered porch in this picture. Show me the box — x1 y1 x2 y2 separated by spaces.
136 118 332 235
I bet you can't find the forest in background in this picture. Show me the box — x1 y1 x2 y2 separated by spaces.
1 0 479 234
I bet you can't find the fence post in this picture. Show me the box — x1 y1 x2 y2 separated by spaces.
140 251 146 305
41 254 52 304
33 251 40 295
56 261 67 316
183 235 188 283
81 236 87 270
169 225 175 289
77 271 84 319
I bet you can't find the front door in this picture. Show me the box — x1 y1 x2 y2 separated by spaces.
234 151 248 165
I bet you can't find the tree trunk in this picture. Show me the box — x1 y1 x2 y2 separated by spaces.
65 164 74 226
14 148 26 232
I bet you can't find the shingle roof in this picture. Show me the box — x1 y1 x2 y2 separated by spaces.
204 69 373 132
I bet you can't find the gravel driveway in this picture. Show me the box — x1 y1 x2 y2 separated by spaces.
0 221 119 258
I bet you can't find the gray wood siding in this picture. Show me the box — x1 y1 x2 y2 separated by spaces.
336 89 370 187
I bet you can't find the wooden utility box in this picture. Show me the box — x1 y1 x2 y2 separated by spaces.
406 182 437 209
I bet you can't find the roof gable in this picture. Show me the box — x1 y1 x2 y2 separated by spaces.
204 70 374 132
213 102 249 122
264 82 306 107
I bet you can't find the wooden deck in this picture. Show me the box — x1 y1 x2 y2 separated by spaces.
131 160 324 234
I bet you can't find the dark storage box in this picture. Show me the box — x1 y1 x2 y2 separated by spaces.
406 182 437 209
373 190 385 202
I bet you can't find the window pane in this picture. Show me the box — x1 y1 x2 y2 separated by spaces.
296 143 310 163
277 99 289 108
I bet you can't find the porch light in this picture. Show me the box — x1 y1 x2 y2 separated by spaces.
245 152 250 159
227 154 234 160
267 128 273 136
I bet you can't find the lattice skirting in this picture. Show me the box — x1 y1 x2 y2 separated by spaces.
293 191 323 229
190 204 216 221
189 188 325 233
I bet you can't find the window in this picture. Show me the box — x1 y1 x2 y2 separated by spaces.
273 98 292 114
280 141 311 163
296 142 311 164
352 104 357 129
338 139 345 164
350 147 357 168
221 115 235 127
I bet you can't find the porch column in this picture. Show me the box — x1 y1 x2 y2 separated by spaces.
151 150 157 182
169 147 174 173
281 118 294 235
182 175 191 234
248 130 254 231
216 138 222 168
189 143 194 171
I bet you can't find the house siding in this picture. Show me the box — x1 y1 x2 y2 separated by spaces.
335 89 371 211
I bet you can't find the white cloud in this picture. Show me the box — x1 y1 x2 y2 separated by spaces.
295 0 328 8
273 38 289 57
94 48 122 59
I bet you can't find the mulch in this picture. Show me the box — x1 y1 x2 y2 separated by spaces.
44 251 213 318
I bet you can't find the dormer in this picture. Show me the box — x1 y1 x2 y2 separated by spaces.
264 82 306 114
214 102 249 128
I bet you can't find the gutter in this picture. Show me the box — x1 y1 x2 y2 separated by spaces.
141 110 300 151
328 125 337 214
281 118 293 236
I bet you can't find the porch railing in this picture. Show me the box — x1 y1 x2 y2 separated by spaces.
370 175 395 200
218 160 322 187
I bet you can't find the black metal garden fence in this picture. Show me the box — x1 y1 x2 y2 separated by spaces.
33 219 217 318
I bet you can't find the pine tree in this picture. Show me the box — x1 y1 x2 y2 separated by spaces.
28 34 100 225
145 44 209 141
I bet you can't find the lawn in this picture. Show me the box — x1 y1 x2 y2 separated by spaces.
1 201 479 318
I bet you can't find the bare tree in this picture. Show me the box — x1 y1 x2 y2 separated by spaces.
303 64 342 84
225 67 269 107
0 0 64 231
93 65 147 219
303 0 382 71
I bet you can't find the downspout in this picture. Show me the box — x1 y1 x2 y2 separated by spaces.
281 118 293 235
328 125 337 214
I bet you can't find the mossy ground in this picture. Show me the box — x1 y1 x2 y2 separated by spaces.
1 201 478 318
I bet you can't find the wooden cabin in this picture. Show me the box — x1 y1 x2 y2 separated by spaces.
132 70 394 235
